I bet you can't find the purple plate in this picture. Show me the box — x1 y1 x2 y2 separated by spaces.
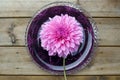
25 2 97 74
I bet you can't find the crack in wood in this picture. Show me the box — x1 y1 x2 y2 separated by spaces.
7 23 17 45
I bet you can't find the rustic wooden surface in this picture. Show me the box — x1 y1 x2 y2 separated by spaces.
0 0 120 80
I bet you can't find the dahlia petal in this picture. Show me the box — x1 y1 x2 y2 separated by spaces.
58 52 63 57
66 41 70 48
57 48 62 54
46 45 51 51
69 47 75 53
64 49 69 57
66 37 70 40
70 42 75 48
71 39 74 43
55 42 61 49
74 35 81 38
74 45 79 51
75 40 80 45
61 39 65 44
60 45 66 51
48 50 54 56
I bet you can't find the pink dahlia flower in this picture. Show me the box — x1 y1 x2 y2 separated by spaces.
39 14 83 58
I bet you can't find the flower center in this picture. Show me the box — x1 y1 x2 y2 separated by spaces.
56 27 68 40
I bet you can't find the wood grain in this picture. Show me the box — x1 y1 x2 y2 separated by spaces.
78 0 120 17
0 76 119 80
0 0 120 17
0 47 120 75
0 18 120 46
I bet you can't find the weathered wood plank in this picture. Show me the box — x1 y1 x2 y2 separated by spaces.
0 47 120 75
0 18 27 46
0 76 119 80
0 0 75 17
78 0 120 17
0 0 120 17
0 18 120 46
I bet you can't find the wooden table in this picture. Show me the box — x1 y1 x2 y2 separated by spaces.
0 0 120 80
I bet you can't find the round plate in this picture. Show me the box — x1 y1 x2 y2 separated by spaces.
25 2 97 74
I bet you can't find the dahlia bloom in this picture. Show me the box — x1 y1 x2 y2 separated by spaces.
39 14 83 58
